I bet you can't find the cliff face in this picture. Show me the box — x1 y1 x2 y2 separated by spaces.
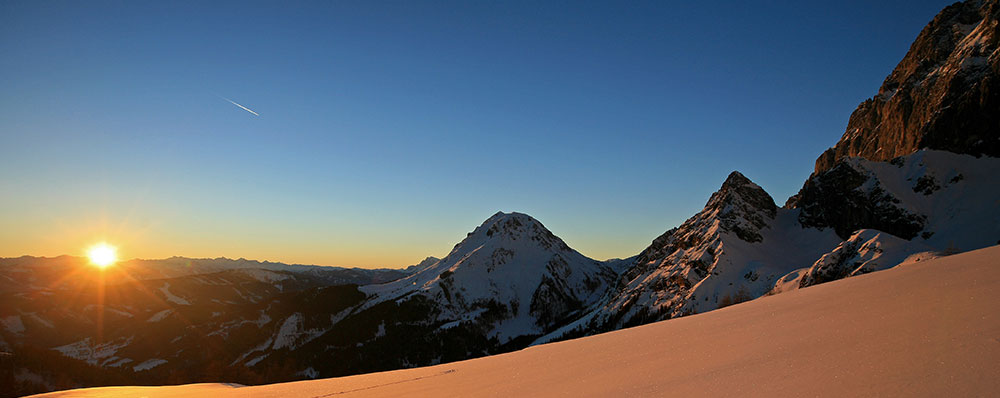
788 159 926 240
814 0 1000 174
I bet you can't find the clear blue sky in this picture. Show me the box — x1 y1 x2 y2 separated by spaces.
0 0 954 267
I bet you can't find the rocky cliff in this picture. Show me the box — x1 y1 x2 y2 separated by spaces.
814 0 1000 174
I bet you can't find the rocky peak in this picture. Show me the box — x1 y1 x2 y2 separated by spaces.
704 171 778 242
636 172 776 268
707 171 777 214
814 0 1000 174
361 211 615 344
465 211 570 252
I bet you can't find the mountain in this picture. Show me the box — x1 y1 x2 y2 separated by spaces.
238 212 620 381
30 244 1000 398
361 212 617 343
783 149 1000 290
544 150 998 341
782 0 1000 289
813 0 1000 173
9 1 1000 395
548 172 841 336
0 256 420 395
402 256 440 273
0 256 410 295
0 265 368 394
540 0 1000 339
1 212 621 395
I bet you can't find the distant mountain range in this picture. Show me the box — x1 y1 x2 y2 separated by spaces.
3 0 999 396
0 256 424 295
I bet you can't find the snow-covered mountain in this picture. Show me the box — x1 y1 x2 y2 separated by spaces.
0 256 422 394
536 0 1000 340
777 0 1000 290
30 245 1000 398
813 0 1000 173
545 172 841 336
543 148 999 341
1 213 623 394
0 255 410 295
402 256 440 273
782 149 1000 290
222 212 622 382
6 1 1000 395
361 212 617 343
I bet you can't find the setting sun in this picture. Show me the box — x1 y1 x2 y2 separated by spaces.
87 243 118 268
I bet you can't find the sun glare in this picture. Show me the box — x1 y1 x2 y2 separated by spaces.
87 243 118 268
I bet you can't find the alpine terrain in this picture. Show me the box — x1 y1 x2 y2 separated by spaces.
3 0 999 396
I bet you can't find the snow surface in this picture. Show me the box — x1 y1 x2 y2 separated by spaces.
843 150 1000 252
106 358 133 368
158 283 190 305
270 313 324 350
105 308 134 318
132 359 168 372
1 315 25 333
231 338 274 367
146 309 173 323
52 337 133 366
26 312 54 328
245 354 268 367
31 245 1000 398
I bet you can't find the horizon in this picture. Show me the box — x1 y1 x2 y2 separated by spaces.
1 0 954 267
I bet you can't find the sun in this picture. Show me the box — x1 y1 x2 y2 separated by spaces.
87 242 118 268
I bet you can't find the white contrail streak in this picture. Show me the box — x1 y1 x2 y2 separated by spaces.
221 97 260 116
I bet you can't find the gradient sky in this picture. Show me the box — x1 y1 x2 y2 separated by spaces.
0 0 954 267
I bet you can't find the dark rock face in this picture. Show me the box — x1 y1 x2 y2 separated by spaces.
635 171 777 266
787 161 925 240
814 0 1000 174
709 171 778 243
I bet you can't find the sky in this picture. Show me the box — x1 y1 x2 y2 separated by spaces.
0 0 955 268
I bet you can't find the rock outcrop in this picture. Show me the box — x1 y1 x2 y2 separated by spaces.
814 0 1000 174
787 159 926 240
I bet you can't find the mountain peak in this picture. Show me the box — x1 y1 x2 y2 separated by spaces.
480 212 569 251
813 0 1000 174
361 211 614 343
482 211 530 225
721 171 752 188
702 171 777 243
708 171 776 215
404 256 441 273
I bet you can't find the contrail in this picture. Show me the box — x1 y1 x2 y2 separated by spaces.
221 96 260 116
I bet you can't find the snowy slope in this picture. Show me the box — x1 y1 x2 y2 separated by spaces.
775 150 1000 291
360 212 617 342
576 172 842 331
840 150 1000 250
792 150 1000 247
34 244 1000 398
